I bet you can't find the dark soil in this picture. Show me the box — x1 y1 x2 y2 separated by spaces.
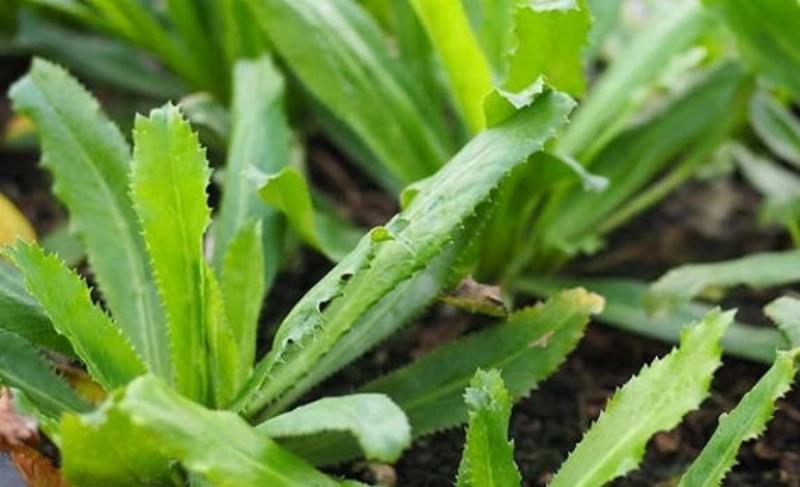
1 55 798 487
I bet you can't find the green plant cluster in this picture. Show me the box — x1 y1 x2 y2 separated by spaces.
0 0 799 485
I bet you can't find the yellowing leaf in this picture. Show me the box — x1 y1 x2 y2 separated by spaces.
0 192 35 246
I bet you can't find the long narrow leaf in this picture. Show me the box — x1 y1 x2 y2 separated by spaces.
234 89 575 419
557 1 710 156
164 0 227 97
9 58 168 379
648 250 800 312
732 143 800 227
23 0 102 27
460 0 514 77
455 369 521 487
388 0 443 123
221 222 264 382
0 329 89 418
0 261 71 355
83 0 208 93
119 375 343 486
515 276 787 364
543 62 748 254
247 0 451 188
213 56 290 289
678 349 798 487
550 309 732 486
410 0 492 133
264 231 470 417
5 242 146 390
131 104 211 403
255 166 362 261
363 288 602 436
765 297 800 348
219 0 270 68
750 91 800 168
205 266 240 409
14 12 184 98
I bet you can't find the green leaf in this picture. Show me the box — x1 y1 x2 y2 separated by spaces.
61 401 177 487
256 166 325 254
731 143 800 227
461 0 514 78
180 92 230 147
584 0 623 63
704 0 800 100
310 100 405 194
0 260 71 355
257 394 411 464
311 194 367 260
5 241 146 390
255 166 361 261
410 0 493 133
213 56 290 289
557 1 711 156
264 231 471 419
475 152 607 279
219 0 270 67
750 91 800 168
14 12 184 98
550 309 732 487
648 250 800 312
542 62 749 254
118 375 343 487
23 0 101 27
388 0 445 124
205 265 241 409
0 329 89 418
81 0 210 94
9 58 168 379
234 89 575 419
0 0 17 33
247 0 451 187
364 288 601 436
765 297 800 348
678 350 798 487
164 0 227 97
221 221 264 381
41 224 85 267
131 104 211 404
456 369 521 487
493 0 591 101
515 276 787 364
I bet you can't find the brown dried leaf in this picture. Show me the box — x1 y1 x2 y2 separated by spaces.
0 389 37 446
8 443 69 487
441 276 507 317
0 389 69 487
